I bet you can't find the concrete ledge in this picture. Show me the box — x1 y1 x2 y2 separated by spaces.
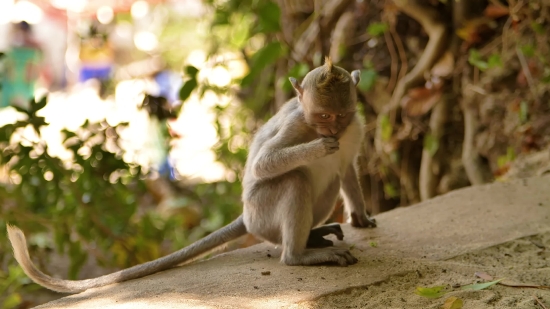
37 176 550 309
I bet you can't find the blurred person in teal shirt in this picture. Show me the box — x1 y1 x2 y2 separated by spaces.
0 21 43 110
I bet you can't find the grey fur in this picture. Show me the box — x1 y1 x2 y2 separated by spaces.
7 61 375 294
351 70 361 86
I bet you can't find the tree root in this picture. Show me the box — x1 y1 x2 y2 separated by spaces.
292 0 354 61
375 1 447 157
374 0 448 203
329 11 356 63
461 71 493 185
419 95 449 201
385 0 448 112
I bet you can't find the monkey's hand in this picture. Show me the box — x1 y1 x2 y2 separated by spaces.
311 137 339 157
350 212 377 228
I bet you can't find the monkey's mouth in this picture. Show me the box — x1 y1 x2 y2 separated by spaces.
317 130 342 140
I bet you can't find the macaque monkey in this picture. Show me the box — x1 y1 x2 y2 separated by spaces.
7 57 376 293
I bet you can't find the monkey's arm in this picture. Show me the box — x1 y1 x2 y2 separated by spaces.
340 163 377 228
252 129 337 180
7 216 247 293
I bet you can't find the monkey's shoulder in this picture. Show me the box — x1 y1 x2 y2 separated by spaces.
274 98 304 124
258 98 313 141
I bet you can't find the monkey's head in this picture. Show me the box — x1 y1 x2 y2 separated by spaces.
290 58 361 139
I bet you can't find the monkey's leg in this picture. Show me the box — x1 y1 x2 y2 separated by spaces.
341 164 377 228
280 172 358 266
307 223 343 248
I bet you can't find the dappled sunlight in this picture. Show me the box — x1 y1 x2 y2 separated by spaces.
170 92 227 182
0 75 231 182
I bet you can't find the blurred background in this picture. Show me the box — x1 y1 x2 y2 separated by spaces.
1 0 550 307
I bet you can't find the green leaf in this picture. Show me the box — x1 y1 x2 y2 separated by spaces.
461 278 503 291
184 65 199 79
257 1 280 33
61 129 78 142
414 285 448 298
281 63 310 91
367 22 388 37
1 293 22 309
358 69 377 92
179 78 198 102
380 114 393 141
520 44 535 57
11 104 29 115
241 42 286 86
423 133 439 156
383 183 398 199
487 54 503 68
68 242 87 280
252 42 284 65
212 10 230 26
230 16 251 48
519 100 528 123
531 21 544 34
468 49 488 71
289 63 310 78
33 95 48 112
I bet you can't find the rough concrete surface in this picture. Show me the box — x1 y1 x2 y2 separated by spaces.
36 176 550 309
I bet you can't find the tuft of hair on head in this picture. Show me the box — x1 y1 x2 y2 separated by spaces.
322 56 333 74
316 57 348 94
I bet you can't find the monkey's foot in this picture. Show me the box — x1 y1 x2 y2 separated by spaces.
307 223 344 248
284 248 358 266
351 212 377 228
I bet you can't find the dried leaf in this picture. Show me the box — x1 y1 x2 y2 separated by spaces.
474 272 550 291
442 296 463 309
431 51 455 78
415 285 448 298
401 87 443 117
483 4 509 19
475 271 494 281
456 17 496 43
461 279 503 291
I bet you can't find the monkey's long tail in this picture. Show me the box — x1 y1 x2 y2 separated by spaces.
7 215 247 294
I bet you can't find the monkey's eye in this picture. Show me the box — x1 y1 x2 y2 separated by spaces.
320 114 330 119
337 113 346 118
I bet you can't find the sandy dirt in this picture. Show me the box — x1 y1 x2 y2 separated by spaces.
301 232 550 309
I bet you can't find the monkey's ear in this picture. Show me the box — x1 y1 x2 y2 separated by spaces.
351 70 361 86
289 77 303 96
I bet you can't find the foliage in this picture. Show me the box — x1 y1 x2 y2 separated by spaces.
0 97 188 302
174 0 288 173
0 266 34 309
1 1 276 303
